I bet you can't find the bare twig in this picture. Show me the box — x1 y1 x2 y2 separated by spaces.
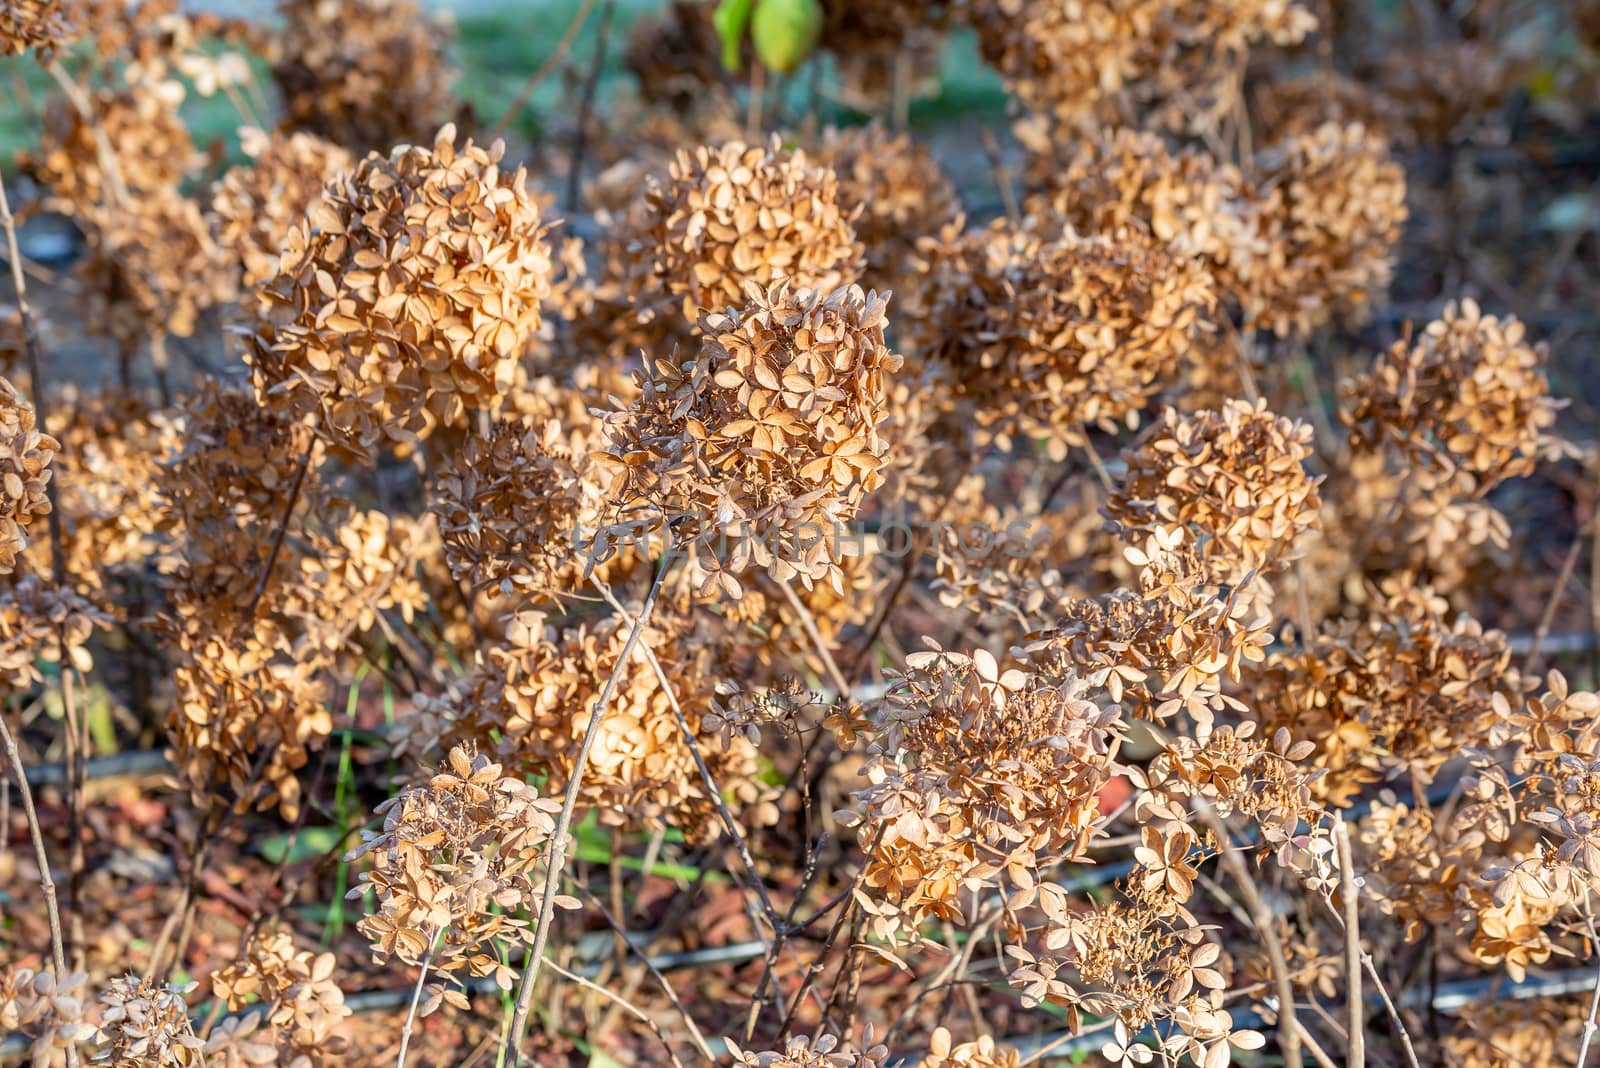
1334 816 1365 1068
1195 800 1302 1068
543 955 689 1068
0 706 67 975
583 892 717 1065
1523 511 1594 674
506 554 674 1064
41 61 128 205
563 0 615 213
396 937 439 1068
778 578 852 697
486 0 598 141
245 438 315 620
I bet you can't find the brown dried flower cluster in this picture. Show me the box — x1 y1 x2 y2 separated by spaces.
821 1 949 108
728 1030 888 1068
0 376 59 575
246 124 553 464
1254 578 1516 802
843 646 1120 945
210 127 355 291
1 0 73 55
211 929 350 1064
1342 299 1568 496
624 1 731 115
1222 122 1408 336
430 416 599 601
271 0 454 151
410 611 776 838
963 0 1315 132
92 975 202 1067
346 745 565 1010
598 281 898 595
642 138 865 321
809 124 963 295
30 83 192 211
78 190 238 352
1020 528 1272 734
904 219 1212 451
1106 400 1323 580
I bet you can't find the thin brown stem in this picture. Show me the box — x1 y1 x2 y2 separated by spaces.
245 437 314 620
506 555 673 1065
396 936 439 1068
778 579 851 696
1334 816 1364 1068
583 892 717 1065
487 0 598 141
42 61 128 205
563 0 615 213
543 954 689 1068
0 707 79 1067
1195 800 1302 1068
1524 512 1593 674
59 658 85 971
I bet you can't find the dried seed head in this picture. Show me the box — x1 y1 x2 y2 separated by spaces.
808 123 962 295
1107 399 1324 580
78 189 238 352
210 127 355 290
93 974 203 1067
430 416 601 601
245 124 554 465
598 281 900 597
271 0 454 151
1220 121 1407 336
644 137 865 322
0 0 72 56
0 376 59 576
903 219 1212 453
1341 299 1568 497
624 1 731 114
30 82 193 210
821 0 949 108
346 743 566 997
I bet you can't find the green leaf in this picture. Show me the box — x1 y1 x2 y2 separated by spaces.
712 0 754 72
259 825 345 865
751 0 822 75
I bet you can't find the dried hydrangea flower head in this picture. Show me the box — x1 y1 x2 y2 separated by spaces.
246 124 554 464
430 416 598 601
624 1 730 115
964 0 1314 132
1019 527 1272 736
210 127 354 290
1254 577 1516 800
30 81 193 211
727 1030 888 1068
1024 127 1238 265
821 0 949 108
598 281 899 597
78 189 238 352
0 376 59 575
1 0 73 55
644 137 864 321
211 929 350 1061
346 744 566 1007
1222 121 1407 336
1341 300 1568 497
917 1030 1021 1068
417 611 777 838
842 646 1120 944
1106 400 1323 581
0 967 96 1064
42 388 176 591
809 123 962 295
903 219 1212 454
93 974 203 1067
0 573 110 687
271 0 454 151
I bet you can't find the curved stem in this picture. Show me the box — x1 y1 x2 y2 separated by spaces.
505 551 673 1065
